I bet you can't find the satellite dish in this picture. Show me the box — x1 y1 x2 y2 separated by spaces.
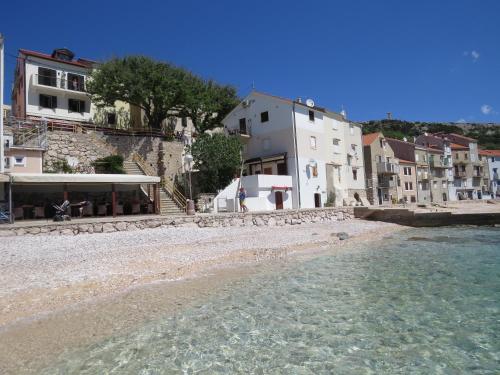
306 98 315 107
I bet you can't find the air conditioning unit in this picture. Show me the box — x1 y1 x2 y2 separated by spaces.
241 100 250 108
4 135 13 149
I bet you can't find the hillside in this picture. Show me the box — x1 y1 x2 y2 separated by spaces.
360 120 500 150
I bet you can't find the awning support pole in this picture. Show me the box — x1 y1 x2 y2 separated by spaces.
8 181 13 224
112 183 116 217
63 184 68 202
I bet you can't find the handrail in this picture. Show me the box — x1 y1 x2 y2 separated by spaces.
161 177 187 212
131 152 156 177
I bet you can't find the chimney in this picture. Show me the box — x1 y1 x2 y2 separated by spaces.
387 112 392 120
296 98 302 103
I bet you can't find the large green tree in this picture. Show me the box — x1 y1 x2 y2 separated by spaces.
190 133 242 193
87 56 239 132
179 76 240 133
87 56 186 130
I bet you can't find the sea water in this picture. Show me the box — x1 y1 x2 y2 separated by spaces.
42 227 500 374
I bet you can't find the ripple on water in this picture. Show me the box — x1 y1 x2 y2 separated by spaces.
42 227 500 374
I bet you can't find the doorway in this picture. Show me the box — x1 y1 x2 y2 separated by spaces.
377 188 383 205
314 193 321 208
275 191 283 210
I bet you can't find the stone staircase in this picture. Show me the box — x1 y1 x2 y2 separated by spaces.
122 159 185 215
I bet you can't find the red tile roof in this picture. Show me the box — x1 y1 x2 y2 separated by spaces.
19 49 94 68
480 149 500 156
362 132 381 146
450 142 468 150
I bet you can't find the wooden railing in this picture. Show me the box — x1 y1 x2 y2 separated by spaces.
162 177 187 212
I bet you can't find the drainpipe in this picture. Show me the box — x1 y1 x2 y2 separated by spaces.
292 102 301 209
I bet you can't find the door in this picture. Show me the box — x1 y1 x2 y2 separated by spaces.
314 193 321 208
275 191 283 210
277 163 287 175
377 188 383 205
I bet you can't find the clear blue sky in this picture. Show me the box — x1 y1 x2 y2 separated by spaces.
2 0 499 123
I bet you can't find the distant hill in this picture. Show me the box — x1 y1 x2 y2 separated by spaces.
360 120 500 150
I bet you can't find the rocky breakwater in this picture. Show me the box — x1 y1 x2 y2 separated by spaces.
1 208 353 236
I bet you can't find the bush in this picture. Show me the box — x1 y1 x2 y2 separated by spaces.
45 159 74 174
92 155 125 174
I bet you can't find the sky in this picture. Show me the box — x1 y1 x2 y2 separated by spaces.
1 0 499 123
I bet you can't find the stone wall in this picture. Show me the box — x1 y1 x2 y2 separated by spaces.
44 131 114 171
99 134 185 181
0 207 354 236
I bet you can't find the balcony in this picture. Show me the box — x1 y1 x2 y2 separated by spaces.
472 170 487 178
454 170 466 178
32 74 87 96
418 171 430 180
377 162 399 174
430 157 450 168
227 127 251 141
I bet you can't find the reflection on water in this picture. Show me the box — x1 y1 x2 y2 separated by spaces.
43 227 500 374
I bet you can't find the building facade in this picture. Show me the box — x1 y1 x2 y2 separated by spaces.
482 150 500 198
363 133 400 205
222 91 366 209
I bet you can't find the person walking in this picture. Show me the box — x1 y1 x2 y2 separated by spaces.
239 187 248 212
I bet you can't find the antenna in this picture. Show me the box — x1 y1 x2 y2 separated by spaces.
251 80 255 90
340 104 347 119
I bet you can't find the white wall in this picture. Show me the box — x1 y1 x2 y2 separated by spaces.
24 56 92 122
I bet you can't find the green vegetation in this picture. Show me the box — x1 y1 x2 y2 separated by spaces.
45 159 75 174
92 155 125 174
189 133 242 193
362 120 500 149
87 56 239 132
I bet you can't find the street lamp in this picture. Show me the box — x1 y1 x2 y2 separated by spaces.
184 153 195 215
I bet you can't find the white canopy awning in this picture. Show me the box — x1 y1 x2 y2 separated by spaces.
10 173 160 185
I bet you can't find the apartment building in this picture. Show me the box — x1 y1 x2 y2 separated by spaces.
415 133 455 201
363 133 399 205
385 137 417 204
222 91 366 210
481 150 500 198
434 133 490 199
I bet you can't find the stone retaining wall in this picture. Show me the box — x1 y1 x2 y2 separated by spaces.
0 208 353 236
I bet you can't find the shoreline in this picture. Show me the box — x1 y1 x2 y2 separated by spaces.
0 219 404 374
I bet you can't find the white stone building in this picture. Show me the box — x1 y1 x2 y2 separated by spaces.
221 91 366 210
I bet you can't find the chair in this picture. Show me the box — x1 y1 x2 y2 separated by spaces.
82 203 93 217
97 204 107 216
132 203 141 215
34 206 45 219
14 207 24 220
116 204 124 215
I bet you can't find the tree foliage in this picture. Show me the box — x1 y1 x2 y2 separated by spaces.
87 56 239 132
189 134 242 193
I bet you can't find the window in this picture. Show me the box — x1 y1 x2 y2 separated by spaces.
308 110 315 122
239 118 247 134
39 94 57 109
332 139 340 154
464 153 468 160
404 182 413 191
433 181 437 189
347 155 352 166
13 155 26 167
411 196 416 203
415 154 419 162
349 124 354 135
312 165 318 177
352 169 357 180
423 154 427 162
107 113 116 125
455 153 459 159
442 181 447 188
404 167 412 176
181 117 188 127
379 139 384 148
38 67 57 87
68 99 86 113
67 73 85 91
310 136 317 149
260 111 269 123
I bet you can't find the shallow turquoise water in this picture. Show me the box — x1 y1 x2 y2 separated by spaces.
43 227 500 374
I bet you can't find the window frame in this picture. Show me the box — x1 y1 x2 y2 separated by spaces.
13 155 26 167
39 94 57 109
260 111 269 123
310 136 317 150
308 110 315 122
68 98 86 114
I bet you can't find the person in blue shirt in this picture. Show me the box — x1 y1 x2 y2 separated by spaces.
239 187 248 212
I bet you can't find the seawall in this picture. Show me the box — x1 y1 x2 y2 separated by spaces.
354 207 500 227
0 207 353 236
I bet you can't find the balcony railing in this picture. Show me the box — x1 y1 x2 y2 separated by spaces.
473 170 487 178
430 157 450 168
454 170 466 178
227 127 251 137
418 172 430 180
377 162 399 174
34 74 86 92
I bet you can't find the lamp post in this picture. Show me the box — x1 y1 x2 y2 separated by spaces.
184 153 195 215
